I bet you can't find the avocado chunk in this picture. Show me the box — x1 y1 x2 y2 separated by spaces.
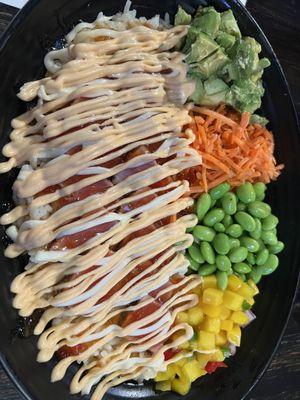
216 31 236 50
201 76 229 105
191 48 229 78
250 114 269 126
174 5 192 26
185 32 219 64
191 7 221 38
226 79 265 113
220 9 241 38
189 78 205 103
182 26 202 53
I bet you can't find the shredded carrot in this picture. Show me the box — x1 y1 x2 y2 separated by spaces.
180 105 283 194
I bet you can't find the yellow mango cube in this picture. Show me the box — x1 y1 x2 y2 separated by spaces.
210 349 225 362
231 311 249 325
247 279 259 295
223 290 244 311
227 324 241 346
228 275 242 291
155 371 169 382
248 297 255 306
203 317 221 334
203 288 223 306
180 341 190 350
198 330 216 351
182 359 206 382
196 353 211 368
202 275 217 289
176 358 188 368
188 306 204 326
219 306 231 321
166 364 177 380
215 331 227 346
171 377 191 395
202 303 222 318
189 338 198 351
176 311 189 323
156 381 171 391
220 319 233 332
238 283 255 300
192 285 202 296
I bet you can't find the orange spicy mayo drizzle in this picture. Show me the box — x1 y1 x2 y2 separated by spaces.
0 6 202 399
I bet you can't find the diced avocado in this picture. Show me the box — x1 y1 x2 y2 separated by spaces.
193 48 229 78
201 90 228 106
232 38 260 80
189 78 205 103
185 32 219 64
182 26 202 53
191 7 221 38
204 76 229 95
174 6 192 26
250 114 269 126
244 36 261 54
251 58 271 82
226 79 265 113
216 31 236 50
220 9 241 38
219 62 238 82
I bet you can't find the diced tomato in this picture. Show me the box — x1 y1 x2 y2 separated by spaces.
205 361 227 374
164 347 180 361
56 340 96 359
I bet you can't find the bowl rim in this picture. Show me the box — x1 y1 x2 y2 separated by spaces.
0 1 299 400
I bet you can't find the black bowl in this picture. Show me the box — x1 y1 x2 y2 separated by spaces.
0 1 299 399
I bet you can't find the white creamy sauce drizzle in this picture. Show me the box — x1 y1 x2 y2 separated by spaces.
0 5 204 399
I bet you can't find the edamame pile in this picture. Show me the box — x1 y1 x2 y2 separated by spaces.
186 182 284 290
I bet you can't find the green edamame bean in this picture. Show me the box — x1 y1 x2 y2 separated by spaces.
262 214 279 230
221 192 237 215
236 182 256 204
186 226 194 233
249 218 262 240
186 254 200 271
235 272 246 281
213 233 230 255
237 202 247 211
226 224 243 238
188 244 205 264
253 182 266 199
229 238 240 249
235 211 256 232
240 236 260 253
257 254 279 275
229 246 248 263
209 182 230 200
222 215 233 228
268 241 284 254
216 255 231 272
256 248 269 265
200 242 215 264
247 252 256 265
198 263 217 276
203 208 225 227
217 271 228 290
196 193 211 221
261 230 278 246
214 222 225 232
248 201 271 219
233 262 252 274
248 267 262 284
226 267 233 275
193 225 215 242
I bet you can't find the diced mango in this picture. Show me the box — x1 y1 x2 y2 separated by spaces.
220 319 233 332
176 358 188 368
182 359 206 382
202 275 217 289
188 306 204 326
167 364 177 380
210 349 225 362
180 341 190 350
189 338 198 351
215 331 227 346
176 311 189 323
238 283 255 300
202 317 221 334
203 288 223 306
223 290 244 311
219 306 231 320
198 330 216 351
248 297 255 306
202 303 222 318
227 324 241 346
192 285 203 296
247 279 259 295
228 275 242 291
156 381 171 391
231 311 249 325
196 353 211 368
171 377 191 395
155 371 169 382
